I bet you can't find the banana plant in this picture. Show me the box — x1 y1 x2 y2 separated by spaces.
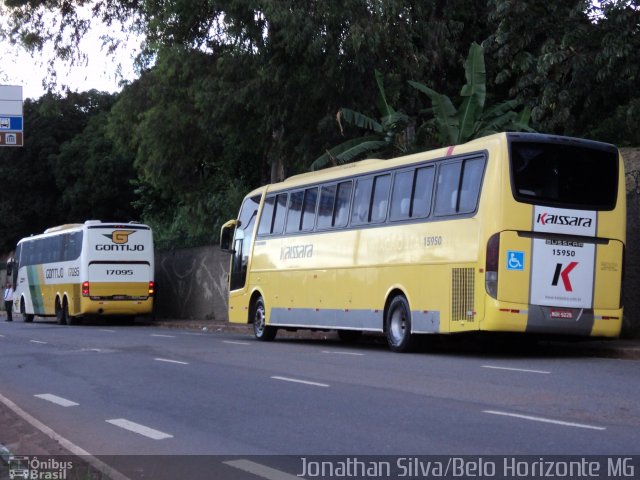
409 42 534 146
310 70 410 171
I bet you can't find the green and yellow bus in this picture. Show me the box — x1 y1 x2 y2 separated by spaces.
12 221 155 325
220 133 625 351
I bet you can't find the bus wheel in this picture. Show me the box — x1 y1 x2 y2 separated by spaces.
252 297 277 341
65 301 78 326
21 300 34 323
337 330 362 343
386 295 417 353
56 299 68 325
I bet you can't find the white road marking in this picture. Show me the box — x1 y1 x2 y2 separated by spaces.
154 358 189 365
0 392 130 480
482 365 550 374
0 334 5 338
30 340 47 344
224 459 304 480
99 329 116 333
34 394 79 407
322 350 365 356
271 376 329 388
151 334 175 338
223 340 251 345
483 410 606 430
106 418 174 440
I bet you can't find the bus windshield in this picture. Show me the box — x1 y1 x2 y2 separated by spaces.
509 140 618 211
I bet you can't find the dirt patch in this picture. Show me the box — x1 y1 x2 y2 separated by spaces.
0 400 72 456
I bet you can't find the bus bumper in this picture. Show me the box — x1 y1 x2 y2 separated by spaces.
482 299 622 338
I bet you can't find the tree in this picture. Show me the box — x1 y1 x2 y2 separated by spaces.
0 91 114 251
310 70 411 171
410 42 533 147
50 108 138 222
485 0 640 142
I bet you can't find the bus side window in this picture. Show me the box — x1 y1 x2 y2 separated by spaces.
286 191 304 233
317 185 337 229
68 232 82 260
370 174 391 223
434 162 462 216
333 181 352 227
390 170 413 221
258 196 276 236
412 166 435 217
458 157 485 213
351 177 373 226
272 193 287 234
301 187 318 231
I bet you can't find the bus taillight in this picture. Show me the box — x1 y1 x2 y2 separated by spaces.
148 281 155 296
82 281 90 297
485 233 500 299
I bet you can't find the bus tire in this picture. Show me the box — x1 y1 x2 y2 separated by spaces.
252 296 277 341
64 300 78 326
385 295 417 353
56 299 68 325
21 299 34 323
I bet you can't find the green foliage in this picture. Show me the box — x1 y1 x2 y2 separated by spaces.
0 91 119 251
486 0 640 138
1 0 638 255
310 70 411 170
410 42 534 147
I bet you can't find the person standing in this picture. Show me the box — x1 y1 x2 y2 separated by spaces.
4 282 14 322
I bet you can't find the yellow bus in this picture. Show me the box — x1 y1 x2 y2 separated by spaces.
220 133 625 351
11 220 155 325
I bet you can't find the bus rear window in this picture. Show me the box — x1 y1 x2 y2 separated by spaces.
510 141 618 210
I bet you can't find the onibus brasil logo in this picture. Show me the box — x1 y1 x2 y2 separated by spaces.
8 455 74 480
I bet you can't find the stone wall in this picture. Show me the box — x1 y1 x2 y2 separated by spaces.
153 246 229 321
622 148 640 335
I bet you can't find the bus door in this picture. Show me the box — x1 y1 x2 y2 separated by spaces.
223 194 261 323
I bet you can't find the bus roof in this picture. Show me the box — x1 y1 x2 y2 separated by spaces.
246 132 619 197
18 221 151 244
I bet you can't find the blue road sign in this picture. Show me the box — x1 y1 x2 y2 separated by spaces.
0 116 23 130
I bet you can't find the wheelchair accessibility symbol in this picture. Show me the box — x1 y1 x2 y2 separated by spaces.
507 251 525 271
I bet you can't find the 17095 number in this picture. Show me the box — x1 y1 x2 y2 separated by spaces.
107 269 134 275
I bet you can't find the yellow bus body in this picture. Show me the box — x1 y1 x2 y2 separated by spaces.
222 133 625 349
13 221 154 323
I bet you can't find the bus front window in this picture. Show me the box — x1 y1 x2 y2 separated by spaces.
230 195 260 291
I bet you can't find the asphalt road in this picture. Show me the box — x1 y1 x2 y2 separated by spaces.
1 319 639 479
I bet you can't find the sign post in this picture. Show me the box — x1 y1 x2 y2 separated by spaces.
0 85 24 147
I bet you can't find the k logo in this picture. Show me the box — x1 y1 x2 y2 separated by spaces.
103 230 136 244
551 262 578 292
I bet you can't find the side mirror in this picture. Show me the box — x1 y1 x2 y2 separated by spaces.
220 219 237 252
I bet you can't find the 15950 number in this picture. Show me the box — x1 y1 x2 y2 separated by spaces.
552 249 576 257
424 236 443 247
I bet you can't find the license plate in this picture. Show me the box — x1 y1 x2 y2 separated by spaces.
550 309 573 320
